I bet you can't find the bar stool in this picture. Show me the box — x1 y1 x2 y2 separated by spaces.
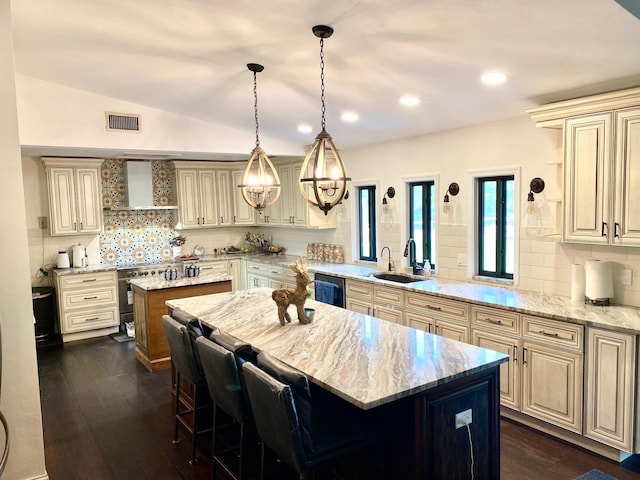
242 352 384 480
162 315 212 465
196 333 256 480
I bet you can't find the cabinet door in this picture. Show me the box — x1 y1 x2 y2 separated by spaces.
585 328 636 451
292 163 308 227
75 167 102 233
228 260 242 291
373 305 404 325
277 164 295 225
434 319 469 343
232 170 256 225
199 170 219 227
521 341 583 433
473 329 521 410
406 311 434 333
216 170 233 225
47 167 78 235
247 274 268 289
346 297 371 316
175 169 201 228
614 108 640 245
563 113 612 244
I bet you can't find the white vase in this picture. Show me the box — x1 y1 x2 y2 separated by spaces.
172 246 181 258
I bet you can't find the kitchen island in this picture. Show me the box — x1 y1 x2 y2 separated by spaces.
168 288 508 479
130 271 232 371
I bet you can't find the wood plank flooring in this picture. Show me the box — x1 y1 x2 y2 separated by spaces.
37 337 640 480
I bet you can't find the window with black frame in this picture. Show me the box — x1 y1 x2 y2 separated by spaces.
408 181 436 269
357 185 377 262
477 175 515 279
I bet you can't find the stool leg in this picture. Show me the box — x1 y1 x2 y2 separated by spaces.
173 371 181 444
238 422 245 480
260 441 265 480
211 404 217 479
190 383 198 464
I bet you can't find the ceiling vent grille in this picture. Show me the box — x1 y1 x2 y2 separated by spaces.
106 112 141 133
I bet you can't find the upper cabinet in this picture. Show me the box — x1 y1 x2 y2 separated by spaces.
231 169 257 226
42 158 103 236
527 88 640 246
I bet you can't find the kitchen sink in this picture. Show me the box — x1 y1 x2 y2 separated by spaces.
370 272 428 283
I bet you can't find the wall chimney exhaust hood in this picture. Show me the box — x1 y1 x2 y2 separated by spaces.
108 160 177 211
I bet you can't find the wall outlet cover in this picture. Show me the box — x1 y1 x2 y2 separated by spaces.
622 269 633 286
455 408 472 429
457 253 467 267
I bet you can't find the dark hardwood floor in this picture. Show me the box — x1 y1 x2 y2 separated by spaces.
38 337 640 480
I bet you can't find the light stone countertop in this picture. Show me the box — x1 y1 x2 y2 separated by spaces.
129 270 232 291
52 265 117 276
167 288 508 409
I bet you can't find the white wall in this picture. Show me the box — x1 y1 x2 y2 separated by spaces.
0 2 47 479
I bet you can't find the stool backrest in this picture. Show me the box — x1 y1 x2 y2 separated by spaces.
196 336 252 423
162 315 200 384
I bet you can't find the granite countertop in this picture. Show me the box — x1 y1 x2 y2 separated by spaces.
52 265 117 275
167 288 508 409
308 263 640 335
129 271 232 291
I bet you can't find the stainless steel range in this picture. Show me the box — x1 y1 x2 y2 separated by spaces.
117 263 179 332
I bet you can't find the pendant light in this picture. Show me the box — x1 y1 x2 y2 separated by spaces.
238 63 281 213
298 25 351 216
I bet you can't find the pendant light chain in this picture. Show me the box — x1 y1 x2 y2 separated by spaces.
253 70 260 147
320 37 326 131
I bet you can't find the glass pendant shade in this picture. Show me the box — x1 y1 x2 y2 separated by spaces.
298 129 350 215
239 145 281 212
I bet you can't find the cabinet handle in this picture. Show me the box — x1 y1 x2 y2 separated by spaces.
74 222 77 230
85 317 101 322
80 222 83 230
83 296 98 300
233 215 237 223
487 318 502 325
601 221 608 237
614 222 620 238
522 347 527 365
512 345 518 362
426 304 442 311
538 330 559 338
82 278 97 283
435 325 439 334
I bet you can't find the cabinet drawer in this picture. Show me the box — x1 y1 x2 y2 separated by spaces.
346 280 373 300
472 306 520 335
267 264 284 278
284 268 297 280
59 271 116 289
197 261 228 274
62 286 117 310
374 285 404 307
269 279 284 289
246 262 268 275
523 316 583 350
62 307 119 333
405 292 469 323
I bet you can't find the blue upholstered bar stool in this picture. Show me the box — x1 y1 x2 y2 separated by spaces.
196 333 256 480
162 314 212 465
242 352 384 480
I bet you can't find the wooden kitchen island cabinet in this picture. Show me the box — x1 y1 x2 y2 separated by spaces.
130 272 232 372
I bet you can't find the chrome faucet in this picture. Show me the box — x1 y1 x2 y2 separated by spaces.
381 246 392 271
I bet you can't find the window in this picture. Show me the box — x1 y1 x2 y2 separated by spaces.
408 181 436 268
357 185 377 261
478 175 514 279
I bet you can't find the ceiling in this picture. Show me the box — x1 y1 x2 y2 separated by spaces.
11 0 640 155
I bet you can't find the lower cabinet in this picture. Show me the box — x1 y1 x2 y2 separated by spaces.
405 292 470 342
345 279 404 325
585 328 636 451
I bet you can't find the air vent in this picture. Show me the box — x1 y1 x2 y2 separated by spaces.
106 112 141 133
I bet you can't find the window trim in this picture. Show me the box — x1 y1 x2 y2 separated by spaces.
408 180 436 269
351 179 380 264
357 184 377 262
401 174 439 271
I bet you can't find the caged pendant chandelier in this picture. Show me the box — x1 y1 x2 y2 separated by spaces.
298 25 351 215
238 63 281 213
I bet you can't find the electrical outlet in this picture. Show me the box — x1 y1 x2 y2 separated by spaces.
38 216 48 230
455 408 472 429
622 269 633 286
457 253 467 267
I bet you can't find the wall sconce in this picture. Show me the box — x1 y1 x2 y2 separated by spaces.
442 182 459 214
382 187 395 205
526 177 545 214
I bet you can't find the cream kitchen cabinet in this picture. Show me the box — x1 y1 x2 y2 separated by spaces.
345 279 404 325
54 270 119 341
215 170 234 225
405 292 470 342
245 260 286 289
174 166 219 229
195 258 242 292
585 328 636 451
42 158 103 236
564 107 640 246
231 170 257 226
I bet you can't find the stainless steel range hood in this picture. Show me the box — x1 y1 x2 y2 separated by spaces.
109 160 177 211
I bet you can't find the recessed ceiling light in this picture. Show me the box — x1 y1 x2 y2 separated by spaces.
481 71 508 86
341 111 359 122
297 124 312 134
399 95 421 107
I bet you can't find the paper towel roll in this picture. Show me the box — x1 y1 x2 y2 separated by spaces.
571 264 585 303
585 259 614 301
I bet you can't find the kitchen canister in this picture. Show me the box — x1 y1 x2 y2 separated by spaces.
56 251 70 268
570 264 585 303
585 259 614 304
163 268 179 281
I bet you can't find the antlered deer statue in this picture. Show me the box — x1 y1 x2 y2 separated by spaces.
272 258 314 326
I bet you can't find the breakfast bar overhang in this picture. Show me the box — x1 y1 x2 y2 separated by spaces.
167 288 509 479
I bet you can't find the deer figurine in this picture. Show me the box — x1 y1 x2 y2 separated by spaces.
272 258 314 326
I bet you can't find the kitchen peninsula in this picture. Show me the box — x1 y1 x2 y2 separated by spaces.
130 271 232 371
168 288 509 479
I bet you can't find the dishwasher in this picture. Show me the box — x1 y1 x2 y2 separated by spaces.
314 273 345 308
